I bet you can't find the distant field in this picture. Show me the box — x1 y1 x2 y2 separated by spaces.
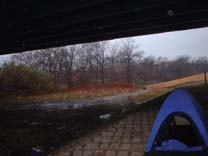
147 73 207 89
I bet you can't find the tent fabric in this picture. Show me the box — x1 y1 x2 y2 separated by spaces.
144 89 208 153
155 139 203 152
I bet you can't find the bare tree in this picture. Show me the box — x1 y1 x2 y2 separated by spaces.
64 45 76 86
106 43 119 82
75 44 92 84
118 39 143 82
92 41 108 83
10 40 208 88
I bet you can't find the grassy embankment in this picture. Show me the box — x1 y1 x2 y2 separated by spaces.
132 73 207 101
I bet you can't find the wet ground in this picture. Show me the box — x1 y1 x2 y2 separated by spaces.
47 85 208 156
49 109 157 156
0 85 207 156
0 94 164 156
0 89 150 111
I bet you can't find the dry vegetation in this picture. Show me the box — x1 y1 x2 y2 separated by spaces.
1 73 206 105
0 83 138 104
147 73 206 89
130 88 172 102
132 73 207 102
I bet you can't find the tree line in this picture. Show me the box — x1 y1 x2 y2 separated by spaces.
11 39 208 88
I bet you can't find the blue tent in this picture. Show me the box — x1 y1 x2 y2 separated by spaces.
144 89 208 156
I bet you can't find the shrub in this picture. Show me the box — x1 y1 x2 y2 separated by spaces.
0 63 54 96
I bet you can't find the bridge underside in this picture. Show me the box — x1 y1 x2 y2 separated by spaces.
1 0 208 54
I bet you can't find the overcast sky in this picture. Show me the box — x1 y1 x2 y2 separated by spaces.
1 27 208 64
135 27 208 59
113 27 208 59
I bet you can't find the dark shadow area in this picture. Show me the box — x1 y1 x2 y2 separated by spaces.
0 105 122 156
155 114 204 147
0 93 167 156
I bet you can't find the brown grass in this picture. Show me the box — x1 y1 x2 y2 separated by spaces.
131 88 172 101
1 74 206 105
133 73 207 102
147 73 207 89
1 83 138 104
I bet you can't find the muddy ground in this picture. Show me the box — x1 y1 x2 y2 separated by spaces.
0 85 207 156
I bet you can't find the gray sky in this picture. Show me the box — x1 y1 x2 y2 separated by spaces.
1 27 208 63
134 27 208 59
111 27 208 59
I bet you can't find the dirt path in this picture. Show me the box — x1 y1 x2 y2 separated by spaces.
0 89 151 111
98 89 150 102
